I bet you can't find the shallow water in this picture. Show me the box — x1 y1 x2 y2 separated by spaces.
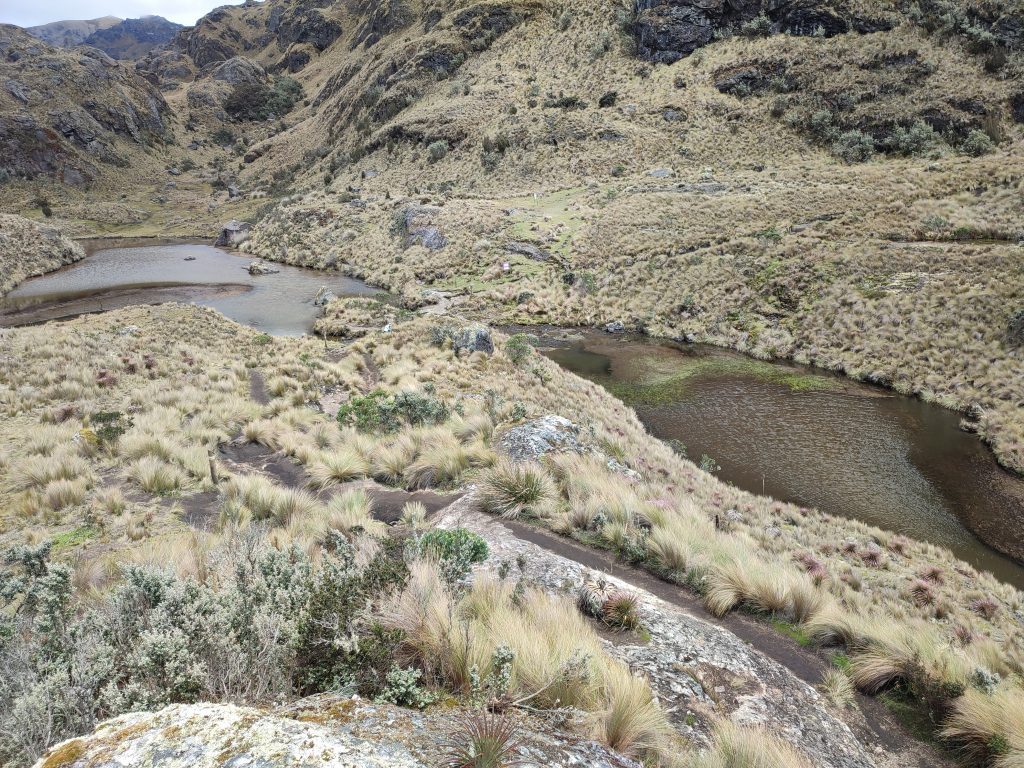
0 241 378 336
540 331 1024 588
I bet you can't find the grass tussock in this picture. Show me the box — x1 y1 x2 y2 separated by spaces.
477 459 555 519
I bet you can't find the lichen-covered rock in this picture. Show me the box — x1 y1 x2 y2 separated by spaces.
33 702 427 768
35 696 642 768
0 214 84 295
499 415 583 460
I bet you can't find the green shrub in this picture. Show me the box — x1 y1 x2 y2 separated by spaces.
336 390 450 433
887 121 938 156
504 334 534 365
427 140 449 163
375 665 435 708
414 528 489 583
961 129 995 156
90 411 132 447
833 130 875 163
224 76 303 121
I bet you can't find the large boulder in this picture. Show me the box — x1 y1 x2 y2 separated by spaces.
216 219 252 247
499 415 583 461
33 703 426 768
211 56 267 85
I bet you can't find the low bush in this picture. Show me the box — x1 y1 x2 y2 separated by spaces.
0 536 409 766
225 76 303 121
336 390 450 433
413 528 489 584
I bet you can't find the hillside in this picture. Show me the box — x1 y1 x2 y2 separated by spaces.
25 16 120 47
0 24 172 188
80 16 184 59
0 1 1023 766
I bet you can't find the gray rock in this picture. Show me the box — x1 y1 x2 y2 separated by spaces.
216 219 252 247
211 56 267 86
313 286 337 307
248 259 280 276
499 415 583 461
604 320 626 333
449 325 494 355
34 703 427 768
506 241 552 261
648 167 674 178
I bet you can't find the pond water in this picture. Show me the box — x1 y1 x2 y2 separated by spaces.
539 330 1024 588
0 240 378 336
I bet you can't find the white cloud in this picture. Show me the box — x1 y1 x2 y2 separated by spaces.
1 0 251 28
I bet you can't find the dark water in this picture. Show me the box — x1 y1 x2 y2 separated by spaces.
541 331 1024 588
0 241 378 336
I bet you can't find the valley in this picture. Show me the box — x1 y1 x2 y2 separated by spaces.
1 0 1023 767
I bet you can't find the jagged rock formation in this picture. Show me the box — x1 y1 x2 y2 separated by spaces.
0 214 83 294
79 16 183 60
633 0 894 63
0 25 170 186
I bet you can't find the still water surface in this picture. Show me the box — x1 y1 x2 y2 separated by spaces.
0 241 377 336
541 331 1024 588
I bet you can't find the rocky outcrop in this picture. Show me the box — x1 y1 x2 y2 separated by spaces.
633 0 891 63
0 24 170 184
211 56 267 85
399 205 447 250
0 214 84 295
435 496 877 768
277 6 343 52
35 697 642 768
80 16 183 60
34 702 427 768
216 220 252 247
499 415 584 460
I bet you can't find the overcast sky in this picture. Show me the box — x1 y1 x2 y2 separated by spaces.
1 0 250 28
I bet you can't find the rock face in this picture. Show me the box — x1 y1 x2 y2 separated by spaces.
0 24 170 185
216 220 252 247
79 16 184 60
633 0 890 62
0 214 84 295
499 415 583 460
436 496 877 768
211 56 267 85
